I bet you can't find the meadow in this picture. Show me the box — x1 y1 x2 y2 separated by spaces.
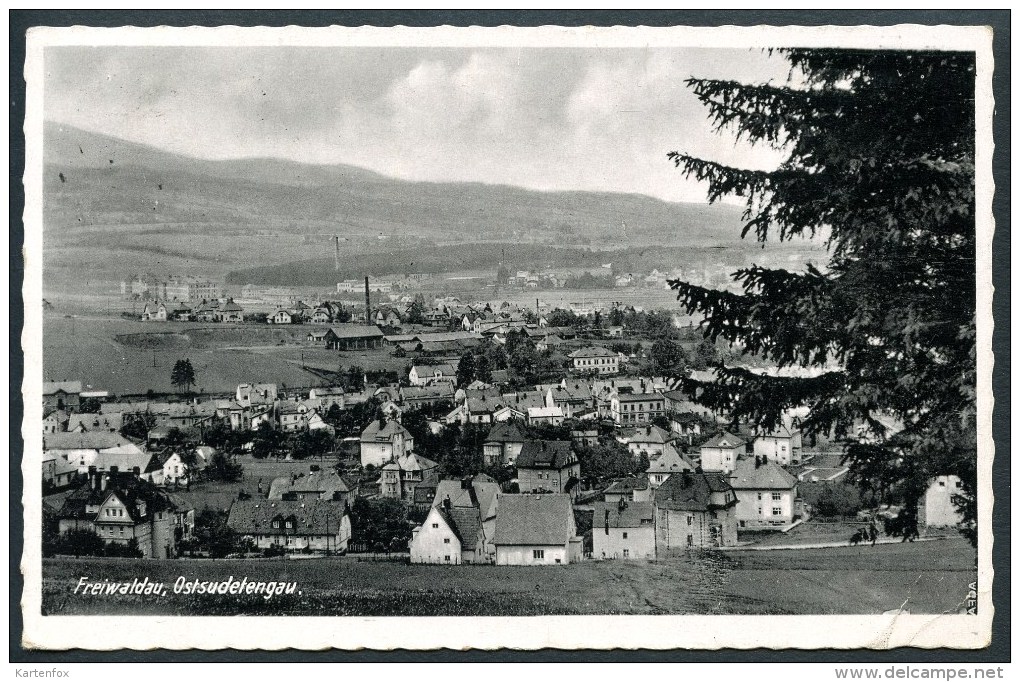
41 538 975 616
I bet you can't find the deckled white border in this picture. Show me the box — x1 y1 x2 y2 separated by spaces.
21 23 996 651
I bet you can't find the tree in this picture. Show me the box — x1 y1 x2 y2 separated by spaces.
455 352 476 387
170 358 196 394
668 50 977 544
406 294 427 325
191 509 238 558
206 451 244 482
78 397 102 413
650 339 688 375
120 410 156 441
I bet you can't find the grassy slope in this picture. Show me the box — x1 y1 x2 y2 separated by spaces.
40 539 974 616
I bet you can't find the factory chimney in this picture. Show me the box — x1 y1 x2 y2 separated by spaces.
364 276 371 323
333 236 341 272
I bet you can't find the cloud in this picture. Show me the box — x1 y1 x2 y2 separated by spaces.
43 46 793 203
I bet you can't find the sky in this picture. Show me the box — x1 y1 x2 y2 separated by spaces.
43 46 794 203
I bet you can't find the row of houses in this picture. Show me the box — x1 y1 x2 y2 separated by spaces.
141 298 245 322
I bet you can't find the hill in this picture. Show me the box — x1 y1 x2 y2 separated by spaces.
41 123 758 286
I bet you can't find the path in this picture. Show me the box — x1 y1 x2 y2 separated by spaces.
720 536 951 552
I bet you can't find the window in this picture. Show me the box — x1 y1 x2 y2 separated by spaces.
432 523 438 529
533 549 545 559
443 538 450 544
622 532 628 539
687 516 693 526
771 492 782 501
444 555 450 562
757 493 762 501
772 508 782 516
623 549 629 558
938 480 946 487
686 534 694 547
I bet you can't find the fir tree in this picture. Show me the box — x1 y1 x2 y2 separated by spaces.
668 49 977 544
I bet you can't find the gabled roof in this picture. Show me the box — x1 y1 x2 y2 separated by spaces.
226 499 348 536
516 440 575 469
58 474 177 522
647 444 696 475
493 493 575 546
729 461 798 490
446 506 483 551
592 501 656 528
43 381 83 395
702 430 746 449
326 324 385 339
43 409 70 423
397 452 439 473
626 424 673 444
485 421 528 444
43 431 131 451
360 419 412 442
67 412 124 432
411 363 456 376
402 384 455 401
604 475 651 495
527 406 564 419
220 299 243 312
653 471 735 512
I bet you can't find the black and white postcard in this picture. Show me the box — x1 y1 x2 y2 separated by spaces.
20 22 995 651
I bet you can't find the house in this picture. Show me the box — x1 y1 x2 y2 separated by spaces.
236 383 278 407
392 453 440 502
43 409 70 433
409 363 457 387
192 299 221 322
432 475 501 560
359 418 414 468
141 300 168 321
276 401 310 432
43 432 145 474
308 386 345 411
43 381 82 412
753 424 804 466
619 424 674 457
66 412 123 433
307 329 330 344
491 404 526 423
226 499 351 554
218 298 244 322
698 431 746 474
516 440 581 499
653 470 739 552
42 455 80 489
310 308 332 324
402 384 456 409
527 406 564 426
603 476 652 503
569 424 599 448
323 325 385 350
592 500 656 560
545 383 595 419
647 444 695 489
730 458 800 528
568 347 619 375
268 468 358 507
669 412 708 445
56 468 185 558
483 421 529 466
919 475 967 528
159 451 199 487
410 506 479 565
267 309 293 325
610 391 666 426
493 493 582 566
170 303 193 321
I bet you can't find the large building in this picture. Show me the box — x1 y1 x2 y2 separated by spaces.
359 418 415 468
227 499 351 554
568 347 619 375
324 325 385 351
55 468 191 559
652 470 738 552
610 391 666 426
729 458 800 528
515 440 581 499
698 431 747 474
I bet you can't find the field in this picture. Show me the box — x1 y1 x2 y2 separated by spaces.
40 538 975 616
43 313 338 395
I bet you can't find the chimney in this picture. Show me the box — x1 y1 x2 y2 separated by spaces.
132 466 140 479
88 465 98 490
333 236 341 272
443 495 452 510
604 508 610 535
617 497 626 512
364 277 371 323
109 465 119 478
461 478 472 490
100 472 108 491
754 455 761 469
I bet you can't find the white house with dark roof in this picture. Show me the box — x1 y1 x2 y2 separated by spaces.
493 493 582 565
603 475 652 503
653 470 739 551
729 458 800 528
753 424 804 466
699 431 746 474
618 424 674 457
647 444 695 489
408 363 457 387
568 346 619 375
592 500 656 559
359 418 414 468
43 381 83 412
483 421 529 466
516 440 581 498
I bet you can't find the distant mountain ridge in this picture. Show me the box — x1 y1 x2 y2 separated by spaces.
41 122 777 283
